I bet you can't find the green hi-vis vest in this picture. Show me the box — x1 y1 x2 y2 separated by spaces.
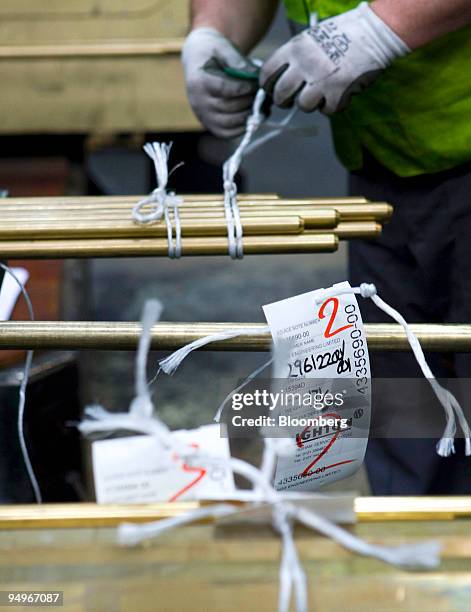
284 0 471 176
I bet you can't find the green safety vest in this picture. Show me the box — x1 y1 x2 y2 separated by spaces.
284 0 471 176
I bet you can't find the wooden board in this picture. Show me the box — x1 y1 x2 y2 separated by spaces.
0 1 188 44
0 517 470 611
0 56 197 133
0 1 198 133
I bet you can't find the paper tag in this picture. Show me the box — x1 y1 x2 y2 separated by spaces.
92 424 235 504
263 282 371 492
0 267 29 320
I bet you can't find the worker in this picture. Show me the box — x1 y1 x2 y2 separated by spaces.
182 1 471 495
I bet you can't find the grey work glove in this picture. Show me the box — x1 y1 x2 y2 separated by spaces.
182 27 258 138
260 2 409 114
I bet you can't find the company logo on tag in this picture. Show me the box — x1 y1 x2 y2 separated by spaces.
295 412 354 477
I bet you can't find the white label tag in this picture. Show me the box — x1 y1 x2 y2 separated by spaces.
0 267 29 320
263 282 371 491
92 424 235 504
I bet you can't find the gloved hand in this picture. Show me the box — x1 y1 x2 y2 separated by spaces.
260 2 410 115
182 27 258 138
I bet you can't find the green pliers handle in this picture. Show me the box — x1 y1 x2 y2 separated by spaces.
203 59 272 115
203 57 260 82
222 66 260 82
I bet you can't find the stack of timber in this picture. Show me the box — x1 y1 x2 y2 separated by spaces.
0 497 469 611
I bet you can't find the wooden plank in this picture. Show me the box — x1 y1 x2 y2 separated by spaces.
0 1 198 133
0 574 469 612
0 1 189 43
0 56 197 133
0 521 470 611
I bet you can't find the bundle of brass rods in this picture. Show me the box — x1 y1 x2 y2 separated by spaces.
0 195 392 257
0 322 469 352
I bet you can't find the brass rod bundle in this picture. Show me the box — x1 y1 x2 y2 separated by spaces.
0 321 469 352
0 496 469 529
0 195 391 256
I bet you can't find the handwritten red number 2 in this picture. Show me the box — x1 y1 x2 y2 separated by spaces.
319 297 352 338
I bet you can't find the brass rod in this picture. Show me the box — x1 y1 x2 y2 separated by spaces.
0 200 380 211
0 496 468 529
354 496 471 521
0 208 339 229
0 195 285 211
10 225 379 240
0 195 365 207
0 322 469 351
225 200 390 218
0 234 338 258
0 502 202 530
307 222 382 239
0 216 305 240
227 202 392 222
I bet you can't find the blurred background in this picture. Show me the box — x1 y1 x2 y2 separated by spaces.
0 1 365 502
